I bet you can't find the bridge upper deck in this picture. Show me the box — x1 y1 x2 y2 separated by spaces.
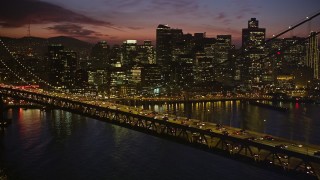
1 85 320 177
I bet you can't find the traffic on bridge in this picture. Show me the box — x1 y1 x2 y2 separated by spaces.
1 84 320 178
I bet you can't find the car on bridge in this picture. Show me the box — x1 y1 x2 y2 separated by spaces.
222 131 229 136
275 144 288 149
291 143 303 148
245 137 257 141
264 135 274 141
162 116 169 121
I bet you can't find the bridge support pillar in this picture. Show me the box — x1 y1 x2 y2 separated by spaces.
0 94 10 127
0 94 3 122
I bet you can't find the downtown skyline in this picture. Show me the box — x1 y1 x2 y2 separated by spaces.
1 0 320 46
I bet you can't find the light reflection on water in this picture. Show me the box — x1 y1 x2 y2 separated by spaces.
138 101 320 145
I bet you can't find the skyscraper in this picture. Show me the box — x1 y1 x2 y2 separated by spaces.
214 35 234 83
306 32 319 79
90 41 110 69
242 18 268 86
137 40 155 64
61 50 77 89
121 40 138 66
47 44 77 90
242 18 265 50
47 44 64 87
156 24 183 66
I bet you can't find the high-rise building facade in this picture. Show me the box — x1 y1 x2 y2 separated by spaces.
47 44 64 88
88 70 109 92
61 51 77 89
214 35 233 83
90 41 110 69
242 18 268 87
156 24 183 66
47 44 77 90
121 40 138 66
242 18 265 50
306 32 319 79
137 40 155 64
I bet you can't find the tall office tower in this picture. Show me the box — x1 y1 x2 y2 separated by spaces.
193 32 206 52
74 69 89 89
141 64 162 95
156 24 183 66
306 32 319 79
268 39 284 74
156 24 183 84
47 44 77 90
215 35 232 64
137 40 155 64
121 40 138 66
242 18 267 86
214 35 233 83
242 18 265 50
127 66 142 96
88 69 109 94
194 52 214 83
61 51 77 89
47 44 64 87
181 33 194 55
90 41 110 69
109 45 122 67
109 67 128 98
282 37 306 71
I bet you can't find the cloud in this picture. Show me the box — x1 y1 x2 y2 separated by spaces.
116 0 145 8
0 0 113 28
217 12 227 20
46 24 112 43
104 0 201 17
213 12 231 25
46 24 102 37
202 24 241 36
150 0 199 14
237 15 243 19
231 0 260 20
127 26 143 30
235 8 260 21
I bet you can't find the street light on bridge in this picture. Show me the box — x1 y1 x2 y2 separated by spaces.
263 119 267 134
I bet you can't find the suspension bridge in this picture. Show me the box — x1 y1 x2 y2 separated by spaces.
0 11 320 179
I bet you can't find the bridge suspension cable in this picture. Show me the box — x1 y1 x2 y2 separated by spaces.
266 10 320 43
256 30 320 65
215 10 320 67
0 58 30 85
0 38 61 91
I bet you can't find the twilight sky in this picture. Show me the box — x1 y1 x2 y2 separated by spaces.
1 0 320 46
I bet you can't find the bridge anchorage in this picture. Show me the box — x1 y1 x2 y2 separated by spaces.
1 86 320 179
